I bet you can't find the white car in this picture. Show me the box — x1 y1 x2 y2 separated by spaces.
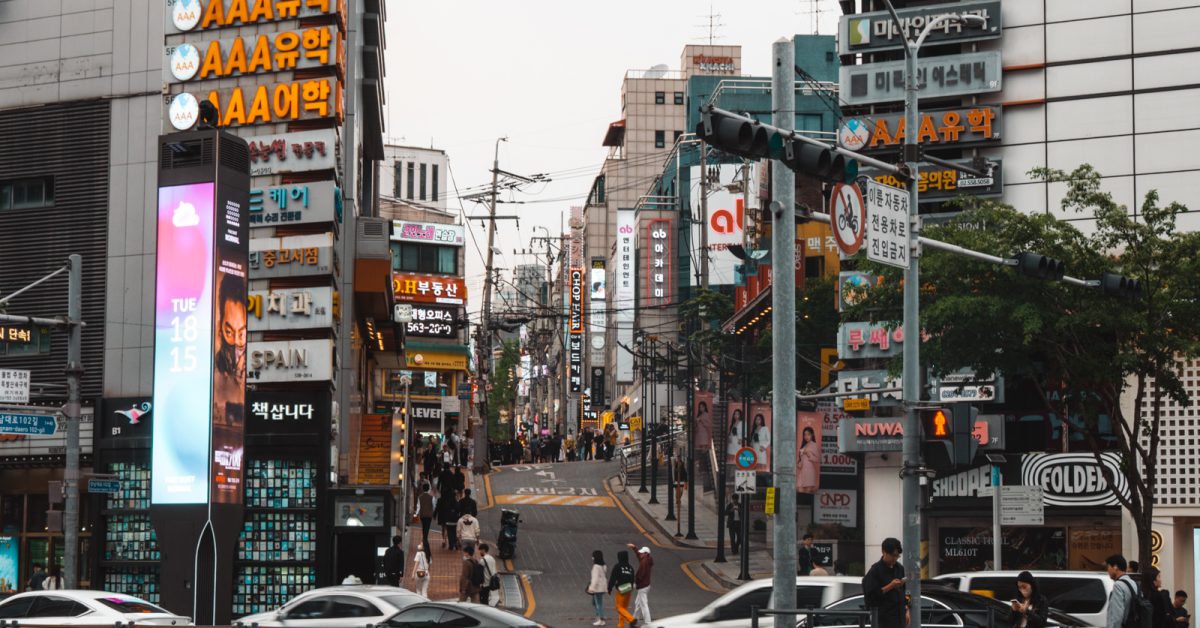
655 576 862 628
933 570 1115 627
0 590 190 625
237 585 427 627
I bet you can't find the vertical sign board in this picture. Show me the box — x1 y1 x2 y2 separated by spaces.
615 210 636 382
646 219 673 303
865 180 911 270
589 259 606 361
569 269 584 334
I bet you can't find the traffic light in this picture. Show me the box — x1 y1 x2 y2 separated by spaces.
950 402 978 467
1101 272 1142 300
696 107 768 160
1015 252 1065 281
921 403 978 468
696 105 856 182
783 138 857 183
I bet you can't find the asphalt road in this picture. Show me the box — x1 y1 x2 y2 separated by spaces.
478 458 722 627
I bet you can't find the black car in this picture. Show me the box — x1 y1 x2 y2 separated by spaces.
798 589 1089 628
386 602 548 628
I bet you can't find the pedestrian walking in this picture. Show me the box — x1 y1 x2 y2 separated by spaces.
586 550 608 625
43 566 64 591
459 544 482 603
1010 571 1049 628
863 538 907 628
1106 554 1140 628
479 544 499 606
1143 566 1175 628
725 495 741 555
437 488 461 550
413 543 430 598
457 512 481 548
1172 591 1190 627
799 533 816 575
452 465 467 494
607 550 637 628
672 457 686 506
458 488 478 517
26 563 46 591
625 544 653 625
583 429 594 460
383 535 405 587
417 483 435 557
809 561 830 576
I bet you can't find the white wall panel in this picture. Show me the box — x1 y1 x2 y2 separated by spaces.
1135 89 1200 133
1002 104 1047 145
1001 0 1045 27
1047 59 1131 99
983 25 1043 67
1047 0 1131 22
1048 136 1134 177
1047 16 1130 63
1047 96 1133 141
1134 51 1200 90
1134 7 1200 53
1136 0 1200 11
1135 130 1200 173
980 69 1044 104
1136 172 1200 218
983 142 1045 185
1000 181 1048 215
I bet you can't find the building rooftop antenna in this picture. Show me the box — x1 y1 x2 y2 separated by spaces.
694 4 725 44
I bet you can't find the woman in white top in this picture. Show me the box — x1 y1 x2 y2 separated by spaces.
751 413 771 471
413 543 430 598
586 550 608 626
725 409 746 458
43 566 64 590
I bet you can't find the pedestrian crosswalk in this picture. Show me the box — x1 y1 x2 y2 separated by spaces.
494 494 615 508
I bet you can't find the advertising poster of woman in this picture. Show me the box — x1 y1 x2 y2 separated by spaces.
796 411 823 493
750 402 772 471
693 391 713 451
725 404 748 464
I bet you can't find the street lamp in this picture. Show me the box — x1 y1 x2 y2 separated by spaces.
635 330 649 493
648 335 661 505
882 3 989 627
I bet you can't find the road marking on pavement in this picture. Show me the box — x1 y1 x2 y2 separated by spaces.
506 558 536 619
481 471 496 511
605 478 672 548
681 559 725 594
494 494 614 507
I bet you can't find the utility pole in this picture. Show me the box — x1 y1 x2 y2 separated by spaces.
474 137 506 476
769 38 798 628
649 336 660 504
64 254 82 588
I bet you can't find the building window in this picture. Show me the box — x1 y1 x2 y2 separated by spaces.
391 242 459 275
419 163 427 201
0 177 54 210
655 91 665 104
393 162 402 198
431 164 439 202
673 91 684 105
655 131 666 148
406 162 415 199
674 131 683 144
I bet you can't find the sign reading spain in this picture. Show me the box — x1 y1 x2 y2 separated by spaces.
167 77 342 130
165 26 342 83
167 0 344 35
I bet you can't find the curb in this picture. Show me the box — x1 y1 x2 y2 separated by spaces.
607 475 713 550
699 561 772 590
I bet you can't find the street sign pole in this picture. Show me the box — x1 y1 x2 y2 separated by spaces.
992 464 1002 570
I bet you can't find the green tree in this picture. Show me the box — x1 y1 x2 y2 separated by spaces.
487 339 521 440
844 165 1200 566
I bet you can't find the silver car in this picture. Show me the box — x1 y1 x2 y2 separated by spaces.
237 585 427 627
0 590 190 626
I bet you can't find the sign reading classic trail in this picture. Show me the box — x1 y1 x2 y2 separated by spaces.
829 183 867 256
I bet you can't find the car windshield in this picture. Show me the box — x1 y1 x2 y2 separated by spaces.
94 598 171 614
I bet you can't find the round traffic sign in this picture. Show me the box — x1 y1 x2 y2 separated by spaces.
735 447 757 470
829 182 867 256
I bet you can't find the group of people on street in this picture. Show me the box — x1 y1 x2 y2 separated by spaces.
584 544 653 627
860 541 1192 628
450 542 499 605
24 564 64 591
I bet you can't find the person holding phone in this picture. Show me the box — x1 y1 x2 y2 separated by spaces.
1011 571 1049 628
863 538 907 628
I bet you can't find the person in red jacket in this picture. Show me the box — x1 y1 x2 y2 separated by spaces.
625 544 654 625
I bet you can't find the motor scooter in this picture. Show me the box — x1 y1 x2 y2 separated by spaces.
497 508 521 559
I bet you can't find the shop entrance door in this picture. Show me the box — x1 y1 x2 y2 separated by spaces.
334 533 381 585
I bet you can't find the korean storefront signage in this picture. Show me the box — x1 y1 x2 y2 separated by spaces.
646 218 672 303
615 209 636 323
0 408 94 458
865 180 910 270
840 51 1002 106
100 398 153 440
589 259 606 358
392 273 466 305
166 0 343 34
0 324 50 356
693 164 745 286
391 220 465 246
569 268 584 334
860 158 1004 204
838 322 905 359
168 76 342 130
0 369 30 404
568 334 583 393
247 287 335 331
243 129 339 176
406 351 467 371
833 369 902 403
814 489 858 527
839 0 1001 55
409 401 446 423
249 232 335 278
929 453 1127 507
693 54 736 74
839 106 1001 153
246 390 330 435
165 25 341 83
837 418 904 453
246 339 334 383
404 305 458 339
249 181 341 225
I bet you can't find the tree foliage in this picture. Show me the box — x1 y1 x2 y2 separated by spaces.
843 164 1200 566
487 338 522 439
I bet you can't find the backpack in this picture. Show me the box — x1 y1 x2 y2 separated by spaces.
470 560 486 587
1120 579 1154 628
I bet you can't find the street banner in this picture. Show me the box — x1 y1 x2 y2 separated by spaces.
749 402 772 471
797 411 824 493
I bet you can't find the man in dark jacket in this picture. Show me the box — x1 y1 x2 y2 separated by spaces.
608 550 637 626
382 535 404 586
798 533 816 576
417 484 435 560
452 466 467 493
862 537 907 628
458 488 478 517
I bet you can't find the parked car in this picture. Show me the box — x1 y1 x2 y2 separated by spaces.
386 602 548 627
798 589 1088 628
0 590 190 625
237 585 427 627
655 576 862 628
933 570 1114 626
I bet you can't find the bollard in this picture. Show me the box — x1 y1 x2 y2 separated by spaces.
751 606 759 628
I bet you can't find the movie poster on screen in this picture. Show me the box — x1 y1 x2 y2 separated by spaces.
210 181 248 504
693 391 713 451
797 411 823 493
749 402 772 471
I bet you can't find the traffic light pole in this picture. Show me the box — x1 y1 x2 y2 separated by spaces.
769 37 798 628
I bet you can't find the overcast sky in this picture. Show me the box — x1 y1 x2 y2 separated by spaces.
384 1 842 312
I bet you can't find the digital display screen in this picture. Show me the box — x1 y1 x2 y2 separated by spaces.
211 183 247 503
152 182 217 504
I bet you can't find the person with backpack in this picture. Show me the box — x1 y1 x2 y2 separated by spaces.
458 544 482 602
1010 571 1049 628
607 550 637 628
478 544 499 606
1143 566 1176 628
1107 554 1148 628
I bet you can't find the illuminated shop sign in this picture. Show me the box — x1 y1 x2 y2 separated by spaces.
249 233 335 279
645 219 672 303
247 287 336 331
165 26 341 83
391 221 465 246
167 0 344 35
167 77 342 130
839 106 1001 154
392 273 466 305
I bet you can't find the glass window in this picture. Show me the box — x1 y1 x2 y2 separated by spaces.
419 164 427 201
94 598 170 614
382 595 426 611
1 494 22 534
285 597 330 619
814 596 867 627
394 162 403 198
437 247 456 274
328 596 380 618
391 243 459 275
438 610 481 627
0 597 35 618
406 163 415 199
389 606 445 626
0 177 54 210
716 586 773 620
1037 578 1108 614
432 165 439 202
674 131 683 144
654 91 665 104
654 131 665 148
796 584 826 608
674 91 684 105
27 596 91 618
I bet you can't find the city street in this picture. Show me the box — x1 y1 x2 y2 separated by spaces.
480 460 723 626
